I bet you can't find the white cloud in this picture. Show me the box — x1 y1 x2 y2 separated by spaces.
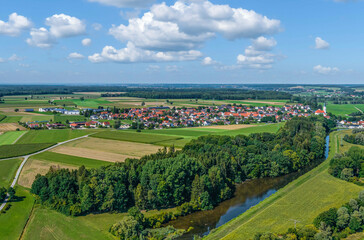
26 27 55 48
92 23 102 31
109 1 281 52
315 37 330 49
252 36 277 51
89 42 202 63
88 0 155 8
202 57 218 66
313 65 339 74
0 58 5 63
0 13 32 37
68 52 85 59
82 38 92 46
45 14 85 38
8 54 22 61
165 65 179 72
146 65 160 71
27 14 85 48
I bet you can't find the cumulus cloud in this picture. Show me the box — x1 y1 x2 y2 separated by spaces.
165 65 179 72
88 42 202 63
8 54 22 61
315 37 330 49
236 36 279 69
88 0 155 8
146 64 160 72
45 14 85 38
313 65 339 74
92 23 103 31
202 57 218 66
26 27 56 48
109 0 280 51
82 38 92 46
27 14 85 48
68 52 85 59
0 13 32 36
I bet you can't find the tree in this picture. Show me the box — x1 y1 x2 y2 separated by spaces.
313 208 338 228
110 216 142 240
337 207 350 230
14 108 19 112
114 120 121 129
7 187 15 200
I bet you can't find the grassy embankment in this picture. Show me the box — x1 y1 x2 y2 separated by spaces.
205 130 364 240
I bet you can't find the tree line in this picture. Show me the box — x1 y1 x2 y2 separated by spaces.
343 130 364 146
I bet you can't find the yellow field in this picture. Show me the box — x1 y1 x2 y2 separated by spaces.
0 123 26 132
62 137 161 157
18 159 77 188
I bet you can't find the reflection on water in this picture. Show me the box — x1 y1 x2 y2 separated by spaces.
169 135 330 239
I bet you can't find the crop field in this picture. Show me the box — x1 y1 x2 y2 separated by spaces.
0 143 54 159
0 116 22 123
54 115 88 123
29 152 111 169
20 115 54 122
18 158 78 188
0 131 26 145
92 130 183 144
0 123 26 132
72 98 112 108
62 137 161 158
205 131 363 240
16 129 94 144
325 103 364 116
0 158 22 188
0 186 35 240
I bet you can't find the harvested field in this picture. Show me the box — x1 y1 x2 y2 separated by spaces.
241 100 287 105
0 123 26 132
63 137 161 157
18 159 77 188
50 146 136 162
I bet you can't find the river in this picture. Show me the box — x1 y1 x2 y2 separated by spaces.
169 135 330 239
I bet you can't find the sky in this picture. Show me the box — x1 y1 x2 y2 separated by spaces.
0 0 363 85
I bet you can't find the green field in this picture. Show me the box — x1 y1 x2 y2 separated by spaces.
0 131 27 145
54 115 88 123
92 130 183 144
0 143 55 159
325 103 364 116
17 129 94 144
0 158 22 188
0 186 35 240
31 152 111 169
0 116 22 123
205 131 364 240
72 98 112 108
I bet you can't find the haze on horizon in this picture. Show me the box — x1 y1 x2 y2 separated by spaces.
0 0 363 84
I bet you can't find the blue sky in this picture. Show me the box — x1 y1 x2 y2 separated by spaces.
0 0 363 84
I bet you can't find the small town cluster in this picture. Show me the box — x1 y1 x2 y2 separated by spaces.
21 104 334 130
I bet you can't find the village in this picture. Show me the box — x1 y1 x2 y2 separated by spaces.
18 103 340 130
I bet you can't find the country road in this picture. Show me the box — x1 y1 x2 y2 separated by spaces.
0 134 92 211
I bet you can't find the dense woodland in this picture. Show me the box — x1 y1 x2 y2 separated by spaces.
329 146 364 185
31 117 329 221
343 129 364 146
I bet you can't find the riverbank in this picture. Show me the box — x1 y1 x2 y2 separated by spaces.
204 130 364 239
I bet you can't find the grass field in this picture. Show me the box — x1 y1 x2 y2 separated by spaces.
325 103 364 116
17 129 94 144
72 98 112 108
0 143 55 159
54 115 88 123
92 130 183 144
30 151 111 168
205 130 364 240
0 186 35 240
0 116 22 123
0 131 26 145
0 158 22 188
0 123 26 132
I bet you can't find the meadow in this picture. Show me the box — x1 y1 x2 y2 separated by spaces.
0 143 55 159
205 130 364 240
0 131 26 145
0 186 35 240
16 129 95 144
325 103 364 116
0 158 22 188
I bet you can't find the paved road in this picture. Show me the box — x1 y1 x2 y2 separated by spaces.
0 134 91 211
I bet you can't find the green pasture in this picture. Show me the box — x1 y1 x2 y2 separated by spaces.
0 131 27 145
0 116 22 123
54 115 88 123
0 143 55 159
17 129 94 144
92 130 183 144
0 158 22 188
325 103 364 116
0 186 35 240
205 131 363 240
72 98 112 108
31 152 111 169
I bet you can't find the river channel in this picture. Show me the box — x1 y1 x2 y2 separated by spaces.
169 135 330 239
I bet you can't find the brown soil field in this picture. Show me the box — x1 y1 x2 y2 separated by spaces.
50 146 137 162
0 123 26 132
18 159 77 188
62 137 161 157
198 124 258 130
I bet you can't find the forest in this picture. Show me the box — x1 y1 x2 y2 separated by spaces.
343 129 364 146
